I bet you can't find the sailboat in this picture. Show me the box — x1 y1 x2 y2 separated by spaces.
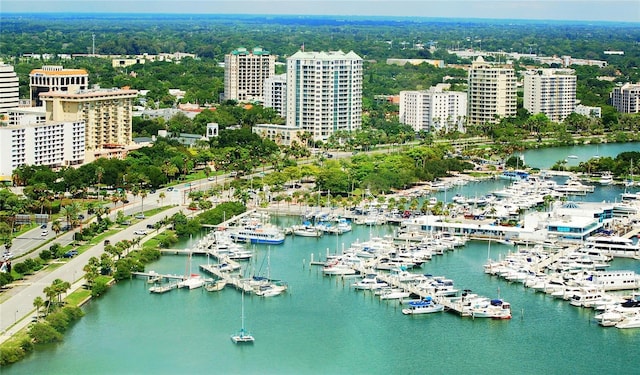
231 291 255 344
253 246 287 297
177 251 204 290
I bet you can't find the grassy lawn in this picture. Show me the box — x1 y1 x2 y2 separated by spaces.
64 288 91 307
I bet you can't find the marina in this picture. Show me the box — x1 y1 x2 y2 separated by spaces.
4 142 640 375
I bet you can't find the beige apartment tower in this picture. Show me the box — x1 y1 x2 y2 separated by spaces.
40 88 137 152
224 47 275 102
467 57 517 126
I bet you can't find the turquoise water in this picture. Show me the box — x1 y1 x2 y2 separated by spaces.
4 143 640 375
521 142 640 169
6 226 639 375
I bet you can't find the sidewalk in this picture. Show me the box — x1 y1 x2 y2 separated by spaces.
0 205 188 345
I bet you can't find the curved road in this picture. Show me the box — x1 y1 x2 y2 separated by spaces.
0 175 234 343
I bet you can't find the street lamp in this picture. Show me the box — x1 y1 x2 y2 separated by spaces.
15 309 18 323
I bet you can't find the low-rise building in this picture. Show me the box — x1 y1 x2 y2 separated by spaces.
610 83 640 114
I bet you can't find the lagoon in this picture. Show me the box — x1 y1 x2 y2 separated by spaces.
521 142 640 169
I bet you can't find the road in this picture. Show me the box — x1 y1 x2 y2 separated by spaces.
0 173 239 342
0 204 190 343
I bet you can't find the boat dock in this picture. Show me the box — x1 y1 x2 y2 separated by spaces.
315 255 504 318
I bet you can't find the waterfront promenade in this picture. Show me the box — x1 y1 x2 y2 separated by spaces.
0 205 189 344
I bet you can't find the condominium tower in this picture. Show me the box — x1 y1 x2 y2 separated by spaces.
263 73 287 117
524 69 576 122
224 47 275 102
0 64 20 117
29 65 89 107
40 87 137 156
610 83 640 114
400 84 467 133
467 57 517 126
285 50 362 141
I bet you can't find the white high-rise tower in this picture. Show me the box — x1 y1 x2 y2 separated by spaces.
0 64 20 118
285 50 362 141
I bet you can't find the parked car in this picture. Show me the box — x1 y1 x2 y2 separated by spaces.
207 176 215 181
133 230 147 235
63 250 78 258
2 251 13 259
120 221 131 226
135 213 145 219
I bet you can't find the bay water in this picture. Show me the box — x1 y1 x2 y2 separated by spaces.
4 143 640 375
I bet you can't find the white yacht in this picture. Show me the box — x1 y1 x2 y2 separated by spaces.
585 236 640 258
470 299 512 319
598 172 614 185
588 270 640 291
379 288 411 300
401 297 444 315
229 224 285 245
615 313 640 329
352 273 388 290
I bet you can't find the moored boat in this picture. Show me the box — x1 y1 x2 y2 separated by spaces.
229 224 285 245
402 297 444 315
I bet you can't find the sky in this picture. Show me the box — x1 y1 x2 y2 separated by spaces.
2 0 639 23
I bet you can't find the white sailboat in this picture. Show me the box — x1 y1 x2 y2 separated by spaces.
231 291 255 344
177 251 204 290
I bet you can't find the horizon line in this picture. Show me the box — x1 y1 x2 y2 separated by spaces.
2 12 638 25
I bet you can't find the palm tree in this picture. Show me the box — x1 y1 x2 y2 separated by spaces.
131 185 140 202
51 278 71 304
83 258 100 288
33 296 45 320
139 189 148 213
43 285 57 313
51 221 62 236
110 194 119 208
95 166 104 200
159 192 166 206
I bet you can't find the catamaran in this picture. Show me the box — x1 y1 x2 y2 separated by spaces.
231 292 255 344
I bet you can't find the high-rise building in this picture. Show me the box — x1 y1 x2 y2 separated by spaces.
467 57 517 126
610 83 640 114
40 87 137 156
285 50 362 141
524 68 576 122
29 65 89 107
224 47 275 102
0 120 85 181
0 64 20 117
400 84 467 133
263 73 287 117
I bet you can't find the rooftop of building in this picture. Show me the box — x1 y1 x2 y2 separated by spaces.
288 50 362 61
30 65 88 76
230 47 271 56
39 87 138 99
